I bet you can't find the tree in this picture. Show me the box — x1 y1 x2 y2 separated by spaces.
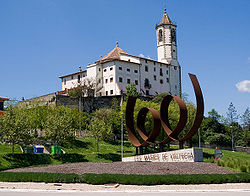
208 109 221 122
226 102 239 150
241 107 250 146
87 108 113 153
0 105 33 153
125 82 139 99
226 102 238 124
45 106 75 145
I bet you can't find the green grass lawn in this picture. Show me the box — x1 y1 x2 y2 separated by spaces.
203 147 250 172
62 137 136 162
0 143 21 154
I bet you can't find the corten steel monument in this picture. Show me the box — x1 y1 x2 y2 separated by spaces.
125 73 204 148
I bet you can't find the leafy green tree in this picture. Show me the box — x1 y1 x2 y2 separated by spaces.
87 108 113 153
241 107 250 146
0 105 33 153
208 109 221 121
45 106 75 145
227 102 238 124
152 93 169 103
125 82 139 99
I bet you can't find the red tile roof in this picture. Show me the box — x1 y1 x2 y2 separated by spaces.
156 8 175 28
100 42 128 61
0 96 9 101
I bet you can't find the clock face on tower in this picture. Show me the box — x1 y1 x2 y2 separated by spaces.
171 29 176 43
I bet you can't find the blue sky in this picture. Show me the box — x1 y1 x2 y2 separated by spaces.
0 0 249 118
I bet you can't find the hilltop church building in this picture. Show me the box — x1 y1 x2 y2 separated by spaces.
59 9 181 97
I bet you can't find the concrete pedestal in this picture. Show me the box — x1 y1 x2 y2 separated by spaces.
122 148 203 162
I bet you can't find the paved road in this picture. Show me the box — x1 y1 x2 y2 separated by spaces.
0 190 250 196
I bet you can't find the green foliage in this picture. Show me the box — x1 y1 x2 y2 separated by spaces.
206 133 231 146
152 93 169 103
51 154 88 163
82 173 250 185
0 172 82 183
125 82 139 99
0 172 249 185
45 106 76 145
0 105 34 153
68 89 81 98
88 108 113 153
0 154 51 171
227 102 238 124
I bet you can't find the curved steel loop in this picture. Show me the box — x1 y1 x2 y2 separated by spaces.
160 95 187 142
179 73 204 142
137 107 161 144
125 96 150 147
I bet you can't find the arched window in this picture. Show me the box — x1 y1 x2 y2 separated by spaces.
158 29 163 42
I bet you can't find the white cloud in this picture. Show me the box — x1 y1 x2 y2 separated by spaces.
236 80 250 93
139 53 151 59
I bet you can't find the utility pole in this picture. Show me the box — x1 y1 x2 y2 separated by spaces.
198 128 201 148
121 112 124 160
230 126 234 151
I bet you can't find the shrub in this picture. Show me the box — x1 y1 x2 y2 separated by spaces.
240 166 247 173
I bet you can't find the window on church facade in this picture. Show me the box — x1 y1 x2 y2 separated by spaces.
104 69 107 72
166 70 168 75
105 79 108 84
110 90 113 95
154 75 156 81
110 67 113 71
127 79 130 84
106 91 108 96
145 66 148 72
160 68 163 76
119 77 123 82
135 80 138 85
134 70 138 73
160 79 163 84
145 59 147 63
154 67 156 72
110 77 113 83
119 67 122 70
127 68 130 72
158 29 163 42
166 78 169 83
78 75 80 83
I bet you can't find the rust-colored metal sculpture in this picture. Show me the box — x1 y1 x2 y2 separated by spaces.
125 73 204 147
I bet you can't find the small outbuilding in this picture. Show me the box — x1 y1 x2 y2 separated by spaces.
0 96 9 116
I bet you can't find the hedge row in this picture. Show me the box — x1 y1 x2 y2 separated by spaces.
0 153 88 171
0 172 249 185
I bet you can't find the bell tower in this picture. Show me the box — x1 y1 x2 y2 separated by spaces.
156 8 177 63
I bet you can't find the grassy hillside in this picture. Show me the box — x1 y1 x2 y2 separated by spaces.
0 138 249 172
203 148 250 172
0 143 21 154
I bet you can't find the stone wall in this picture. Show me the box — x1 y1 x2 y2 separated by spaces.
56 95 123 112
